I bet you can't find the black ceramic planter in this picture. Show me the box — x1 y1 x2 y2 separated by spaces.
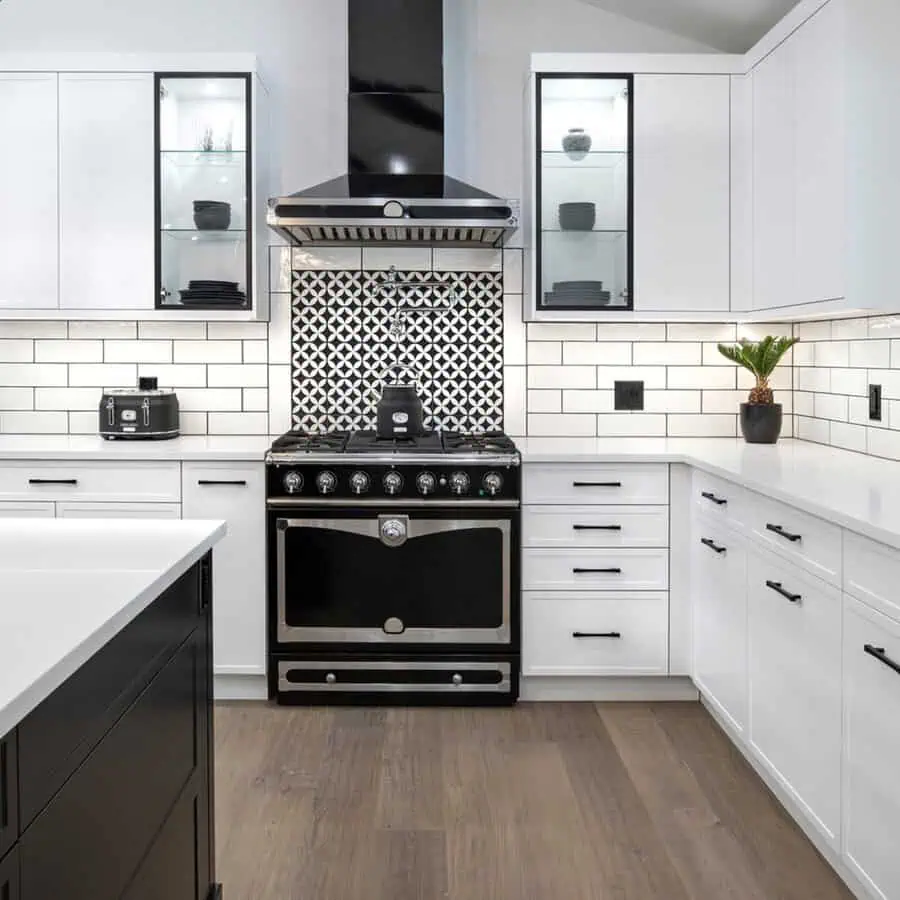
740 403 783 444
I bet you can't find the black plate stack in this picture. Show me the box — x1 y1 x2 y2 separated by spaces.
178 280 248 307
544 280 611 307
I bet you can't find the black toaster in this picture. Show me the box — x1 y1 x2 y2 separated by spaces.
99 377 180 440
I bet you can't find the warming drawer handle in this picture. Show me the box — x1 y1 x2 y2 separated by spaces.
573 631 622 639
864 644 900 678
766 580 802 603
573 567 622 574
701 491 727 506
28 478 77 485
766 523 802 543
573 524 622 531
701 537 727 555
573 481 622 488
197 479 248 486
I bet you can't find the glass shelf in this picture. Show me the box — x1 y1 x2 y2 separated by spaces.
542 228 628 239
161 228 247 242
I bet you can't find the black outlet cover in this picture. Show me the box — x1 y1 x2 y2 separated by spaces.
615 380 644 411
869 384 883 422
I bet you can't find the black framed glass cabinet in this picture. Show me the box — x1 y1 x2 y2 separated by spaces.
531 72 633 315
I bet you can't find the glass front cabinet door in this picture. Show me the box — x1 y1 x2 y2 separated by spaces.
155 73 252 310
534 74 633 313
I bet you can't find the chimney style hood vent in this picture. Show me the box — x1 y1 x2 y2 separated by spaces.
268 0 519 247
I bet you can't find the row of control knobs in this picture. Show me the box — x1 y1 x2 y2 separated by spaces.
282 469 503 496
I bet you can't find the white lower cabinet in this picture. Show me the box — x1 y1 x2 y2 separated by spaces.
181 462 266 678
56 501 181 519
842 597 900 900
0 501 55 518
691 514 747 735
747 548 842 847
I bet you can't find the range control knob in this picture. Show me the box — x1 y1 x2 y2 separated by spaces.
416 471 437 496
316 470 337 495
282 471 304 494
349 471 370 495
383 471 404 495
449 471 470 495
482 471 504 496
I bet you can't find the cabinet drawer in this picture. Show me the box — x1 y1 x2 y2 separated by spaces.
844 531 900 624
692 469 748 530
523 464 669 506
523 592 668 676
522 506 669 549
522 548 668 592
0 460 180 503
747 492 841 585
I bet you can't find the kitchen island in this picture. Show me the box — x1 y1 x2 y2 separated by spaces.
0 519 226 900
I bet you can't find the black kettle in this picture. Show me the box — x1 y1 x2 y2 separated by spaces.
376 371 424 440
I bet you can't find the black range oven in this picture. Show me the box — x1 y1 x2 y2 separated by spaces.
265 431 521 705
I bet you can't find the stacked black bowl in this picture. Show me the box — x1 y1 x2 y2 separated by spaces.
193 200 232 230
544 280 612 307
178 280 247 307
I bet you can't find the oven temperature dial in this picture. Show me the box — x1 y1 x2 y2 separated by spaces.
350 471 370 495
416 471 436 495
316 470 337 495
482 472 503 496
449 471 470 495
282 471 304 494
383 471 404 495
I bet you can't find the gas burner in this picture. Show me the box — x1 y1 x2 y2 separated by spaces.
269 430 350 453
345 430 444 454
441 432 518 454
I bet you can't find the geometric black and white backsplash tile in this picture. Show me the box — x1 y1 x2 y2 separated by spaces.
291 269 504 433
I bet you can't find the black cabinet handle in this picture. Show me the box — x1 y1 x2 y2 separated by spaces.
573 481 622 488
701 537 727 554
573 567 622 574
766 580 802 603
573 524 622 531
766 523 802 543
28 478 77 485
573 631 622 639
864 644 900 677
1 738 7 830
197 479 247 486
701 491 727 506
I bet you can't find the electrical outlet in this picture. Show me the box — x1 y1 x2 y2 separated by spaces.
869 384 883 422
615 380 644 411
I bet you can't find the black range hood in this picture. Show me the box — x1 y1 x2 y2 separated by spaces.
268 0 519 247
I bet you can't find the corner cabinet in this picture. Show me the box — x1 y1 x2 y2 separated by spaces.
0 55 268 321
527 57 733 320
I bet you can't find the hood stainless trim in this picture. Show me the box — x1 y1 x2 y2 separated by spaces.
266 451 521 467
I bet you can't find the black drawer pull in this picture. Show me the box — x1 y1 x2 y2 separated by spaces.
573 481 622 488
573 567 622 574
701 491 727 506
766 523 802 543
766 580 801 603
197 479 248 486
573 524 622 531
573 631 622 639
701 538 727 554
864 644 900 677
28 478 77 485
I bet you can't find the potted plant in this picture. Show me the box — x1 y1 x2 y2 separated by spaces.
717 336 798 444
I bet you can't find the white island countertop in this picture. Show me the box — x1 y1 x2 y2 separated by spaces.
516 437 900 552
0 518 226 736
0 434 273 461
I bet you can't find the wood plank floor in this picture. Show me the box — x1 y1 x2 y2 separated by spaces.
214 702 853 900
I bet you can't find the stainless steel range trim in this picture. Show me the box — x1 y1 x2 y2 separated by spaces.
266 451 521 467
268 498 520 509
277 660 512 693
276 516 512 644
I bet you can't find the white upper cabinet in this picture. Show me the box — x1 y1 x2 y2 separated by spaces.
633 74 731 313
0 73 59 310
59 73 155 311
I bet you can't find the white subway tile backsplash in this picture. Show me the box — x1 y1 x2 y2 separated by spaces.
700 390 744 414
527 413 597 437
0 411 68 434
138 321 206 340
138 364 206 388
528 366 595 390
644 390 701 414
738 321 795 341
832 318 868 340
527 390 561 413
0 321 66 339
562 390 614 414
667 323 737 342
562 342 631 366
596 323 665 342
176 388 243 412
35 387 101 411
814 393 849 422
0 387 33 410
70 321 136 340
701 343 737 366
849 396 869 426
792 342 815 366
67 411 98 434
69 364 136 387
104 340 172 364
869 316 900 339
503 294 526 366
268 294 293 366
797 415 831 444
433 248 501 272
596 366 667 390
888 400 900 430
814 341 849 367
267 366 292 435
830 368 868 396
243 388 269 412
207 412 269 435
849 339 890 369
243 341 268 364
527 323 595 342
528 342 562 365
0 364 67 387
876 370 900 400
363 247 432 271
794 391 815 417
632 342 701 366
867 426 900 461
596 413 667 437
668 414 737 437
207 365 268 388
796 321 832 341
0 340 34 362
796 367 831 393
503 249 523 294
503 366 526 437
174 341 242 364
668 367 735 390
830 422 867 453
179 412 209 435
208 322 268 340
292 247 362 271
35 340 102 363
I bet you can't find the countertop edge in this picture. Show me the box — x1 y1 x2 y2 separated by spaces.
0 521 226 736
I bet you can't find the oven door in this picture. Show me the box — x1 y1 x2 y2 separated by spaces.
273 508 515 646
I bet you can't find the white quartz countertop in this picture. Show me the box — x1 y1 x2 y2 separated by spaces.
0 518 226 736
516 437 900 551
0 434 272 461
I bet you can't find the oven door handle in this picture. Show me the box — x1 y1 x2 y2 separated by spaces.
275 516 512 541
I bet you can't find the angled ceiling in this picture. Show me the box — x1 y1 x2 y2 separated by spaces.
577 0 802 52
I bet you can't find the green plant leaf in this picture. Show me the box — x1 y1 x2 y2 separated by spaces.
717 336 798 380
